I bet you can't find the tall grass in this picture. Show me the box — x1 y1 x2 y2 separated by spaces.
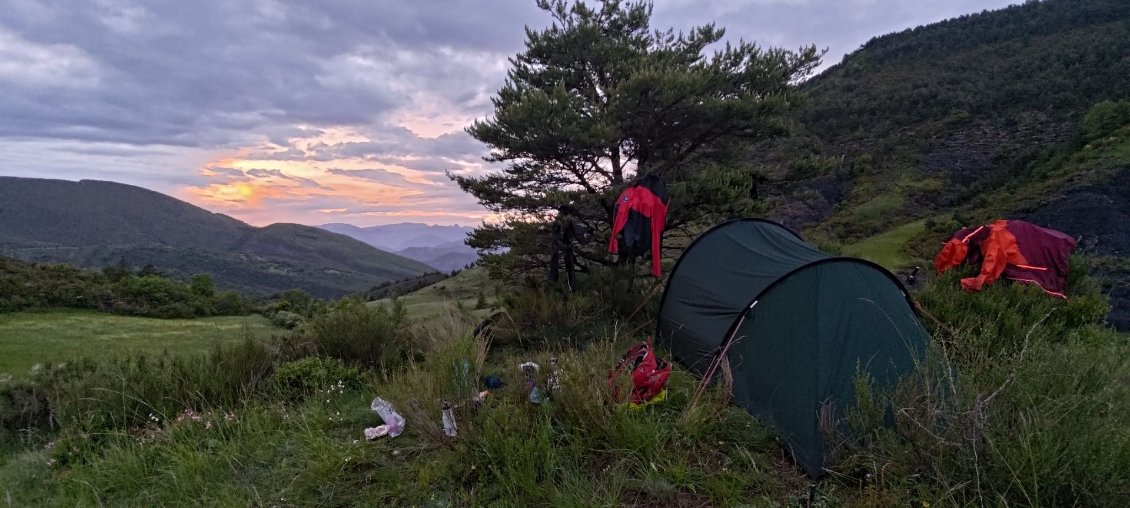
827 258 1130 506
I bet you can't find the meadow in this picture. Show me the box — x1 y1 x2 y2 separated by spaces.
0 310 281 379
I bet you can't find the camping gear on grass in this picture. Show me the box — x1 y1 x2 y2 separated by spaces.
607 338 671 407
370 397 405 438
934 219 1076 297
657 218 929 478
609 174 670 277
482 375 505 390
519 362 542 404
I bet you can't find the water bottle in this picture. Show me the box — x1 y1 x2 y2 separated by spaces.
441 401 457 437
547 356 561 398
370 397 405 437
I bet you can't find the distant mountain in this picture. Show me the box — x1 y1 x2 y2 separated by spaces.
0 177 435 298
394 245 478 272
318 222 478 271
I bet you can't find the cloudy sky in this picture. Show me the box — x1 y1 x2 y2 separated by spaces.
0 0 1016 227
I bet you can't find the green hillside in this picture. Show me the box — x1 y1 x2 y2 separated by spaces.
0 178 435 298
764 0 1130 238
370 267 497 321
759 0 1130 329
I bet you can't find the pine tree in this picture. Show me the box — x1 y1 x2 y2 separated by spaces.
451 0 820 278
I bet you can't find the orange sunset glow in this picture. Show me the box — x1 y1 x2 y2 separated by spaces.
181 127 497 227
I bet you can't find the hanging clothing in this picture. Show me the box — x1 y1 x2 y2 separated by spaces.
548 213 592 291
609 174 669 277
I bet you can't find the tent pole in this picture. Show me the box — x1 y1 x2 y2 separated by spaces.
686 303 755 413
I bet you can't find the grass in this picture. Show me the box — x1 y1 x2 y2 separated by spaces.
3 262 1128 505
370 267 497 321
0 310 282 379
0 308 815 506
841 219 927 270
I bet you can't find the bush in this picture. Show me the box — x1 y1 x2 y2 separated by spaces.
268 310 304 330
1081 99 1130 142
306 298 412 369
0 257 254 319
270 357 363 402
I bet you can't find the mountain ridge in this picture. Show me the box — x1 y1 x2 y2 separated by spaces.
0 177 435 298
317 222 478 272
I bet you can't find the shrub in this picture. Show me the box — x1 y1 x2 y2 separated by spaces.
268 310 304 330
306 298 412 369
0 257 254 318
1081 99 1130 142
270 357 363 402
213 290 249 315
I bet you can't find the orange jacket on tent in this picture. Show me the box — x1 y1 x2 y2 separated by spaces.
934 219 1076 298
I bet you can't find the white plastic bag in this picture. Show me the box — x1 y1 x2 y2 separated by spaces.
370 397 405 437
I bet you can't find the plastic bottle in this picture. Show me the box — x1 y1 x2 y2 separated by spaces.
370 397 405 437
547 356 561 398
441 401 457 437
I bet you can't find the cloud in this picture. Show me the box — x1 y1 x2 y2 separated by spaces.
326 168 410 186
0 0 1020 226
0 27 102 89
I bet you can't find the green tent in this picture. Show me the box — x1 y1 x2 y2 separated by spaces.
657 219 929 477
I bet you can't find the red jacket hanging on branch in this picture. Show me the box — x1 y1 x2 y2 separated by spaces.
609 174 669 277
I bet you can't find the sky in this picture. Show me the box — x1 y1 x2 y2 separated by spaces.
0 0 1018 227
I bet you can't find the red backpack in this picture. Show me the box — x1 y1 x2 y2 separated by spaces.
608 338 671 405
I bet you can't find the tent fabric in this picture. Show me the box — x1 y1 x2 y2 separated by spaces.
934 219 1076 297
657 219 929 478
657 218 827 372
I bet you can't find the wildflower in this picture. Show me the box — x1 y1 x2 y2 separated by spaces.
46 458 56 466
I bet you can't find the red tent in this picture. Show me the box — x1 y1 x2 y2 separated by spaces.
934 219 1076 298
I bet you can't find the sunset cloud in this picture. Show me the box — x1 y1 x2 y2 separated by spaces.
0 0 1018 226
